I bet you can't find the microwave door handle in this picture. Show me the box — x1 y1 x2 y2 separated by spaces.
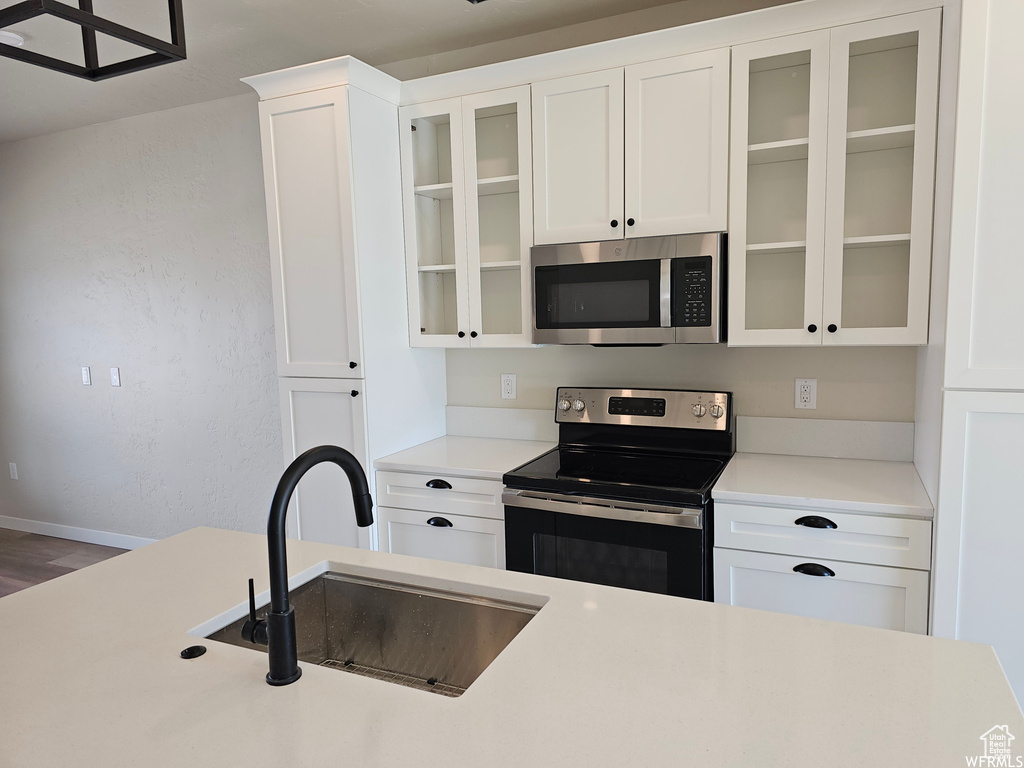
660 258 672 328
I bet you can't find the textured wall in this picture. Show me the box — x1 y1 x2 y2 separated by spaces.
0 94 282 541
447 345 918 422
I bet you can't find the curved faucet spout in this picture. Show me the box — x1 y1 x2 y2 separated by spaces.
263 444 374 686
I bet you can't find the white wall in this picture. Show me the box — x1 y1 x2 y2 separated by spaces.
0 94 282 542
447 345 917 421
380 0 799 80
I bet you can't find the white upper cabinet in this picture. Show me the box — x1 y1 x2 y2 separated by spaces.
729 31 830 347
624 50 730 239
400 86 533 348
532 69 624 245
729 10 940 347
822 11 940 346
533 50 729 245
258 87 363 376
944 0 1024 390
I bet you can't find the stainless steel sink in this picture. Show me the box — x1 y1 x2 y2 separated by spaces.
206 571 543 697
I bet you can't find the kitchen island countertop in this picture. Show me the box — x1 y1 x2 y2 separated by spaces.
0 526 1019 767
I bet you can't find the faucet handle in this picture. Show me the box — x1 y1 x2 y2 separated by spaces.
241 578 268 646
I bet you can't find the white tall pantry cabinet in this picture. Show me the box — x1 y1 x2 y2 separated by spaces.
243 59 446 550
932 0 1024 704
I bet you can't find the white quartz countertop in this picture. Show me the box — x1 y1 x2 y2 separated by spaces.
373 435 554 479
1 527 1019 767
713 452 934 518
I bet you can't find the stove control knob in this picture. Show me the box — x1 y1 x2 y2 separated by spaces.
558 399 572 412
692 403 707 418
573 399 586 413
709 404 724 419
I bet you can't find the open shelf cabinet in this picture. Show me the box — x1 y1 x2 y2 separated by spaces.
400 87 533 347
728 9 940 346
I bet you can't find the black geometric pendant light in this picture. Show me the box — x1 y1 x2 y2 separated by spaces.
0 0 185 80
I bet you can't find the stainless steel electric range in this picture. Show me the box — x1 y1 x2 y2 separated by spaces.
502 387 735 601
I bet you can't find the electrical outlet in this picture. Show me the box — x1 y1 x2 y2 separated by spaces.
81 366 92 386
110 367 121 387
500 373 517 400
795 378 817 410
9 463 17 480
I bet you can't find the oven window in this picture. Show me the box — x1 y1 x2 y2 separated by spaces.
534 259 661 329
535 533 669 594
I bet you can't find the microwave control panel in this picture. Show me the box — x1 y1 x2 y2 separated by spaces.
672 256 712 328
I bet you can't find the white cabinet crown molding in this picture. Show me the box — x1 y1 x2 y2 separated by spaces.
242 55 401 103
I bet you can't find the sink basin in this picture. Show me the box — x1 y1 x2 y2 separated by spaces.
205 570 544 697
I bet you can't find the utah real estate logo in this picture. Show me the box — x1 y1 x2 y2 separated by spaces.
966 726 1022 767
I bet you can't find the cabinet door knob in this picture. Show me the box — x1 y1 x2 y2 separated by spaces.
350 390 359 397
793 562 835 577
457 331 466 338
626 218 635 226
807 324 817 333
470 331 478 338
425 479 452 490
427 516 453 528
348 361 357 369
795 515 837 529
827 324 838 333
610 220 618 228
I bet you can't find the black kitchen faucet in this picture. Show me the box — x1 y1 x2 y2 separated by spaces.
241 445 373 685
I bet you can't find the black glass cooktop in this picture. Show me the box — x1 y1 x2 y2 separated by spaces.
503 447 729 506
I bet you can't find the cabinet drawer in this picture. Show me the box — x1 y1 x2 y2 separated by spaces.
714 502 932 570
377 506 505 569
714 548 929 633
375 471 504 520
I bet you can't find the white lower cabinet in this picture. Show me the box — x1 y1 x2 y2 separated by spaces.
280 378 369 549
715 549 929 633
714 501 931 633
377 506 505 569
374 470 506 568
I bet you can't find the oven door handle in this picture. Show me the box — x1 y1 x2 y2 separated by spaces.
502 489 703 529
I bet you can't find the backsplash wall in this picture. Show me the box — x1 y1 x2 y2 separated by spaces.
447 345 917 421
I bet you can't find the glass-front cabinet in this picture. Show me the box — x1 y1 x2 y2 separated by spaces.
728 9 940 346
400 86 533 348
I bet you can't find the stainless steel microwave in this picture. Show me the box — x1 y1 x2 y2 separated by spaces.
531 232 726 345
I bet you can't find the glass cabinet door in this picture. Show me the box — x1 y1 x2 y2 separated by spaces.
462 86 533 347
728 30 830 346
399 98 471 346
822 10 940 345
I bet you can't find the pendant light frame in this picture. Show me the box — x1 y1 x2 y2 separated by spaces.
0 0 185 81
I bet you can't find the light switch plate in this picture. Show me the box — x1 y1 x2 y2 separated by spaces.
81 366 91 386
110 367 121 387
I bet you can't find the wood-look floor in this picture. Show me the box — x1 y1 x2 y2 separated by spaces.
0 528 126 598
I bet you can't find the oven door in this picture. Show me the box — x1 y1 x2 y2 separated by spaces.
502 490 708 600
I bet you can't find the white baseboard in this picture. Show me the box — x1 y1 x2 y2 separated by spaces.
0 515 156 550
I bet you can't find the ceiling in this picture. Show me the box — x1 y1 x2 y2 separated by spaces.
0 0 795 144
